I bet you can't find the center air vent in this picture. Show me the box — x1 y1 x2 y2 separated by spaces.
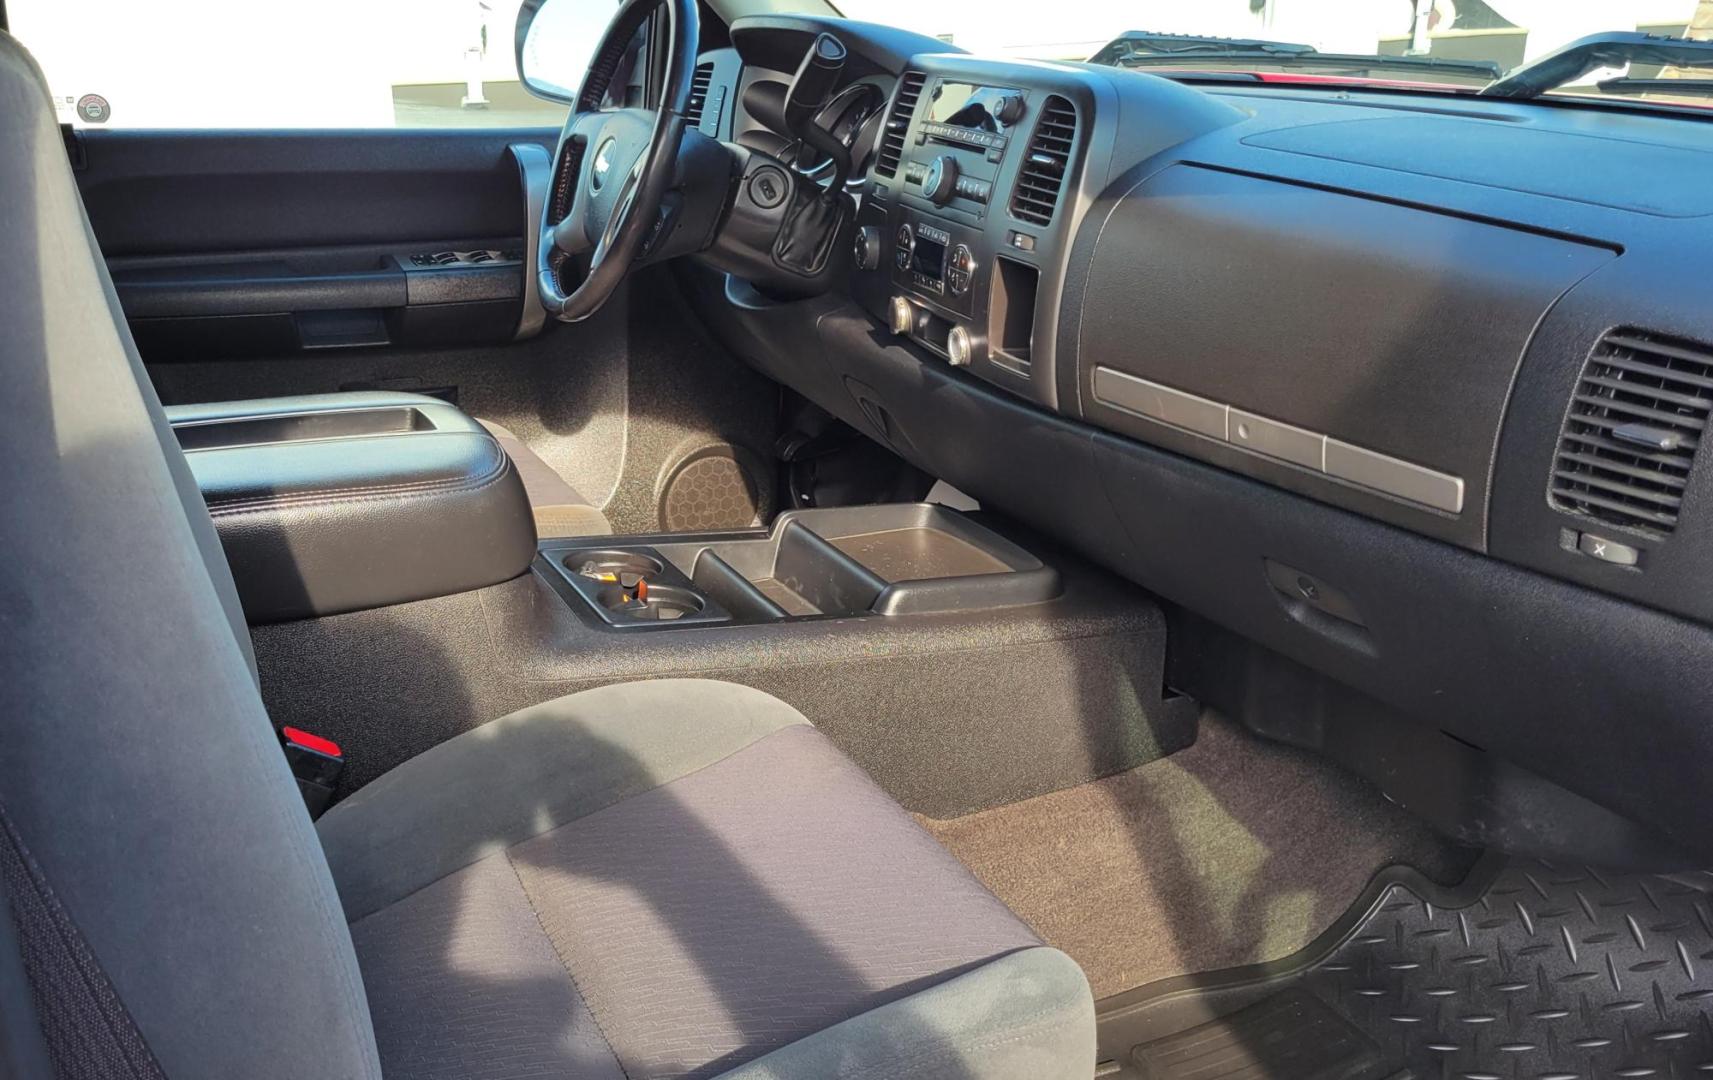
1550 330 1713 535
874 71 925 179
684 62 715 129
1009 96 1076 227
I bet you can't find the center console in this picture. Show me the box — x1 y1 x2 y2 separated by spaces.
856 72 1068 389
539 503 1061 629
850 65 1088 412
837 54 1239 417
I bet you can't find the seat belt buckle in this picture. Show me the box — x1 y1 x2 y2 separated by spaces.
281 727 343 819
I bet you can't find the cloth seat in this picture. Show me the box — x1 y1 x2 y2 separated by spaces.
0 29 1095 1080
478 417 613 537
320 679 1094 1079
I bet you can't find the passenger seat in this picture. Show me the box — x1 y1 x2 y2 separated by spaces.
0 29 1094 1080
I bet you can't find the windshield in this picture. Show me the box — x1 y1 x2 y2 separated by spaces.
826 1 1713 110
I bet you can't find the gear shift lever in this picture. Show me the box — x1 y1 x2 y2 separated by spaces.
783 32 851 200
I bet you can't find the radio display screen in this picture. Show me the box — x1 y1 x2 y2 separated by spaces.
925 83 1021 133
911 234 947 280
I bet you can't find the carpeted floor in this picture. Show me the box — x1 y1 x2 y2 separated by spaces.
919 712 1476 1000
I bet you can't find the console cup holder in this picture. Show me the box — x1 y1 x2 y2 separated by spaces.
602 583 705 622
540 505 1058 630
550 544 734 628
567 550 665 589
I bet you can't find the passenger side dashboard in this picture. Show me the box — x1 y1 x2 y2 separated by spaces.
687 15 1713 863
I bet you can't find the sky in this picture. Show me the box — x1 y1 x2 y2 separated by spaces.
9 0 1704 127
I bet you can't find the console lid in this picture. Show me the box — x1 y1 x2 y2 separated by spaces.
166 392 536 621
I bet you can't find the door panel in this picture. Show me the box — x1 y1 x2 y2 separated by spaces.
80 126 783 535
78 128 551 256
77 127 557 361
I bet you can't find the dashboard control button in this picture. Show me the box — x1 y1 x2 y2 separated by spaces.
888 296 916 335
948 244 975 296
952 176 990 203
995 95 1026 125
1577 532 1641 567
947 326 974 367
1007 230 1037 252
853 225 881 271
894 224 914 270
922 155 959 206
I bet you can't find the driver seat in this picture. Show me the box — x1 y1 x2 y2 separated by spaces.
0 29 1095 1080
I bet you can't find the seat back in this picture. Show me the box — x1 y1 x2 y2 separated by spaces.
0 32 381 1080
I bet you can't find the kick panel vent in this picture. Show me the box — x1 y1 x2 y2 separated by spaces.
684 62 715 128
1010 96 1076 226
1550 330 1713 535
874 71 926 178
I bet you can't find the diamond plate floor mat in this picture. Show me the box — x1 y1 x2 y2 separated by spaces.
1101 859 1713 1080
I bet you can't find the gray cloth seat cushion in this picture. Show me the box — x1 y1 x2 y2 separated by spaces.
319 680 1094 1080
5 26 1088 1080
477 418 613 537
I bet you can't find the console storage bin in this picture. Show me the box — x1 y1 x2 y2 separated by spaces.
540 503 1061 628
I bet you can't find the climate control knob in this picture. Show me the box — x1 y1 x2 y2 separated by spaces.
889 296 916 336
946 326 974 367
922 155 959 206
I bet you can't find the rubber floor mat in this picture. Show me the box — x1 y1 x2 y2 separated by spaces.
1123 860 1713 1080
1132 988 1386 1080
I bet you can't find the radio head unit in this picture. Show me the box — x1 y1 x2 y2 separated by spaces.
925 83 1024 133
918 82 1026 155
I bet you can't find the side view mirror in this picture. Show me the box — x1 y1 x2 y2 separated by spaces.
516 0 619 103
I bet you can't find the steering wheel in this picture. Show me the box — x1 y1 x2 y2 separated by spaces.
538 0 700 322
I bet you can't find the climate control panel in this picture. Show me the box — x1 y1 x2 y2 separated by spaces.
887 218 981 304
861 206 994 370
904 221 952 294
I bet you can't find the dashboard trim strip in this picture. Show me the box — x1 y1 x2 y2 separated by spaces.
1326 438 1466 515
1093 367 1229 440
1092 366 1464 515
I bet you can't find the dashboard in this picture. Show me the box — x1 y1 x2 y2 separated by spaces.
678 15 1713 862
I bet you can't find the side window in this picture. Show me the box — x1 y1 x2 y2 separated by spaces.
6 0 614 129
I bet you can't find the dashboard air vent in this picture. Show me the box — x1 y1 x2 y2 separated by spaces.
874 71 926 178
1550 330 1713 536
1010 96 1076 227
684 62 715 129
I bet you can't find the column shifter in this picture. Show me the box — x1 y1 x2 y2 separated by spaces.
771 32 855 277
782 33 852 201
696 33 855 291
